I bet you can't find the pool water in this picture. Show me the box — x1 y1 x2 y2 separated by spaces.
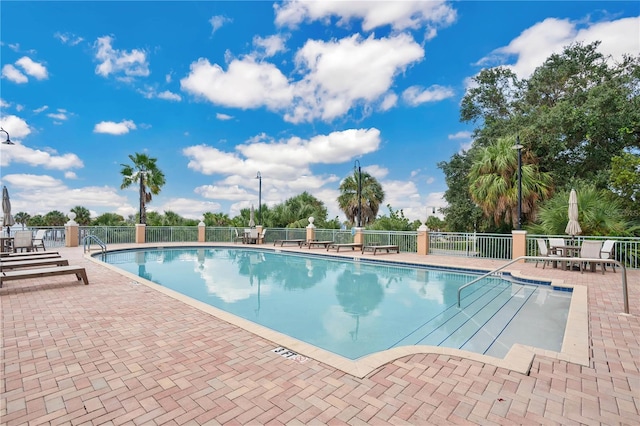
99 247 571 360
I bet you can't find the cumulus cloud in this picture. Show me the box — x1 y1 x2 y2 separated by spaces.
478 16 640 78
274 0 457 33
157 90 182 101
183 128 381 181
93 119 136 135
180 57 293 110
402 84 455 106
2 64 28 83
47 110 69 121
158 198 222 220
216 113 233 120
0 114 31 139
287 33 424 122
15 57 48 80
253 34 288 57
94 36 149 81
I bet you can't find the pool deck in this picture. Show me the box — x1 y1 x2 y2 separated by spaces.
1 243 638 425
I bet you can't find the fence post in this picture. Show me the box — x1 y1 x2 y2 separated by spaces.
354 227 364 245
198 220 206 242
512 230 527 262
65 214 79 247
417 223 429 255
306 217 315 241
135 224 146 244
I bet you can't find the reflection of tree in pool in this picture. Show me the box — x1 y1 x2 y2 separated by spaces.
251 255 327 290
135 251 153 281
335 269 384 340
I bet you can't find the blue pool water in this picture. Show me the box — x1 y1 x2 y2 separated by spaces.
99 247 571 359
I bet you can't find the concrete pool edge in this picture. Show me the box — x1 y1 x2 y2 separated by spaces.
87 244 589 378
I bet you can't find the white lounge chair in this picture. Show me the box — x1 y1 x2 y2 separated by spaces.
576 241 605 274
548 238 567 256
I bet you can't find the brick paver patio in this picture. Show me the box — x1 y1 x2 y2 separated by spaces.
1 244 638 425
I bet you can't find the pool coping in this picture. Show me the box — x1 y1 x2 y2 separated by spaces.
86 243 589 378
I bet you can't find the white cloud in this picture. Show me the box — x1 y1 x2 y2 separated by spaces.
2 64 28 83
93 120 136 135
34 105 49 114
15 57 48 80
216 113 233 121
0 140 83 170
195 184 252 201
210 15 232 34
157 90 182 101
47 111 68 121
180 57 293 110
362 164 388 179
94 36 149 80
274 0 457 33
379 93 398 111
479 16 640 78
54 32 84 46
158 198 222 220
64 171 78 179
402 84 455 106
287 33 424 123
448 131 473 140
0 114 31 139
253 34 288 57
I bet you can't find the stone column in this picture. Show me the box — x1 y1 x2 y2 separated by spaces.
417 223 429 255
65 212 79 247
353 227 364 245
512 230 527 262
306 217 316 241
256 225 264 244
198 220 206 243
135 224 146 244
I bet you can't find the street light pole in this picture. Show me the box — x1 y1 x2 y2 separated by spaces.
0 127 13 145
256 172 262 225
513 136 523 230
353 160 362 227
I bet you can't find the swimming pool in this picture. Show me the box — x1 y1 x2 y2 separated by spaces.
97 247 572 362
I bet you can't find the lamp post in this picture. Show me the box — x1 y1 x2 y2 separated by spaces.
513 136 523 230
0 127 13 145
353 160 362 227
256 172 262 225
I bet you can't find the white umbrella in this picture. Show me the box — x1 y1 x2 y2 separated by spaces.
2 186 15 236
565 188 581 241
249 204 255 227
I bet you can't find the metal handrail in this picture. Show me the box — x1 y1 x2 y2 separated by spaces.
457 255 629 314
83 234 107 254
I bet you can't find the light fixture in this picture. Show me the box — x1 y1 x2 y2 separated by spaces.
0 127 13 145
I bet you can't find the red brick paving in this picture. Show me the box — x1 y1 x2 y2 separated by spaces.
1 245 639 425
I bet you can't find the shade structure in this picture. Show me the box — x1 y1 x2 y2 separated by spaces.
565 188 582 238
248 204 255 227
2 186 15 235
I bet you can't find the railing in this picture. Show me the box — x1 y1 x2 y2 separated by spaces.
457 255 630 314
429 232 512 259
83 234 107 254
21 225 638 269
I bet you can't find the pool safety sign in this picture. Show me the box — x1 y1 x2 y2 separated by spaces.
271 347 309 364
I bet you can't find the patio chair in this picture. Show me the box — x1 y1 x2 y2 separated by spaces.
575 241 605 274
535 238 560 269
600 240 617 272
234 229 245 244
257 228 267 244
548 237 567 256
12 231 34 253
32 229 47 251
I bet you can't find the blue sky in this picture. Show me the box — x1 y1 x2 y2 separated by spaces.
1 1 638 223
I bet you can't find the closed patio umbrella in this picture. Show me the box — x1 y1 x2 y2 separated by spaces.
248 204 255 227
2 186 15 236
565 188 581 242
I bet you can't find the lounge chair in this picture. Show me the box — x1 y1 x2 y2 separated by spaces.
362 244 400 255
234 229 245 244
535 238 560 269
600 240 617 272
32 229 47 251
300 240 334 249
574 241 605 274
12 230 34 253
274 239 305 247
327 243 363 252
1 257 69 271
0 265 89 288
1 251 60 259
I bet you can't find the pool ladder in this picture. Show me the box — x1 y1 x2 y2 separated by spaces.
457 255 629 314
83 234 107 254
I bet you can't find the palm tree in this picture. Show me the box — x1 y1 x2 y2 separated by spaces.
14 212 30 229
468 136 553 228
338 171 385 226
120 153 166 225
71 206 92 225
